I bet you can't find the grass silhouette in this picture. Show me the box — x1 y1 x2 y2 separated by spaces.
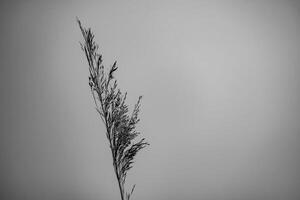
77 19 149 200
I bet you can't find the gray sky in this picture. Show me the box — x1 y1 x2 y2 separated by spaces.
1 1 300 200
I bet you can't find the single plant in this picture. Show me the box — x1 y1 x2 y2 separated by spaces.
77 19 149 200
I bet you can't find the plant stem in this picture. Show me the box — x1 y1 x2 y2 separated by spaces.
114 162 124 200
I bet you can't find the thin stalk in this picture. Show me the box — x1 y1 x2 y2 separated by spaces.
114 160 124 200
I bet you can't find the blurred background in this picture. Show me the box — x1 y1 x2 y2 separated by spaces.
1 0 300 200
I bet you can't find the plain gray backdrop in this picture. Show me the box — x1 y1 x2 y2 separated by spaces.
1 0 300 200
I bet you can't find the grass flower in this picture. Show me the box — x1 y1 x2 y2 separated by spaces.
77 18 149 200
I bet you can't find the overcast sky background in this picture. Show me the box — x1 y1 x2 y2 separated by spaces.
1 1 300 200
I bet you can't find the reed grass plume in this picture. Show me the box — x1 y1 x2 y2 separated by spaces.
77 18 149 200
